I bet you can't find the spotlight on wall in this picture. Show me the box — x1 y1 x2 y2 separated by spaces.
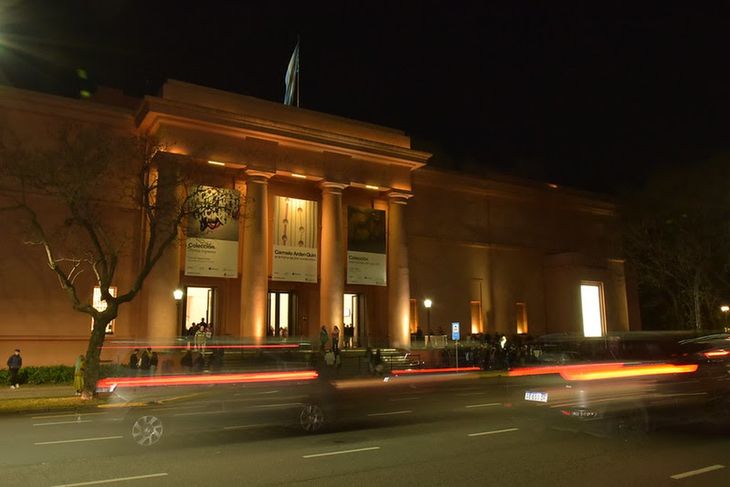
173 289 184 301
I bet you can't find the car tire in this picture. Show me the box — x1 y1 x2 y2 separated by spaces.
299 403 327 434
130 414 165 447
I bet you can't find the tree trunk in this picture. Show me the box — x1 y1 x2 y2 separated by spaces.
693 270 702 332
82 313 114 399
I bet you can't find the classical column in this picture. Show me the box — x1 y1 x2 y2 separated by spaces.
388 191 413 349
319 182 347 341
240 170 273 340
146 162 181 340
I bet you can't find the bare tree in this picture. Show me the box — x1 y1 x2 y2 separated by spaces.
0 123 239 397
621 158 730 330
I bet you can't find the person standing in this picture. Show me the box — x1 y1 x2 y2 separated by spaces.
74 354 85 396
149 349 159 375
140 348 152 371
319 326 329 352
129 349 139 370
7 348 22 389
332 326 340 354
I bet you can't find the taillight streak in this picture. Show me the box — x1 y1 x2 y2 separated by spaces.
96 370 318 389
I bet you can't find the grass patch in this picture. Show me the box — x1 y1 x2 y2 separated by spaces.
0 396 105 413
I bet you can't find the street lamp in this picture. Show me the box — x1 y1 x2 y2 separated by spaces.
721 305 729 331
174 288 184 335
423 298 432 335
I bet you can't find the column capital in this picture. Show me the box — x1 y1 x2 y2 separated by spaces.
320 181 349 194
388 191 413 204
246 169 275 182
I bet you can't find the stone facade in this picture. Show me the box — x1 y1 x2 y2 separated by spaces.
0 80 637 366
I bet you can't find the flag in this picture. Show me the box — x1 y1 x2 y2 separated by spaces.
284 41 299 106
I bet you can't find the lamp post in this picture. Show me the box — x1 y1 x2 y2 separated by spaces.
173 288 184 336
423 298 432 335
721 305 729 332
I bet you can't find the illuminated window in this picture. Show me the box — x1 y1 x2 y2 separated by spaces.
92 286 117 334
580 282 605 337
409 299 419 333
516 302 528 334
470 300 484 334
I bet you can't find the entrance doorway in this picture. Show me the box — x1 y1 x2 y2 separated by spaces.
268 291 295 337
184 286 216 334
343 293 365 348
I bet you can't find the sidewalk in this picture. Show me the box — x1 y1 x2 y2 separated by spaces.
0 384 76 401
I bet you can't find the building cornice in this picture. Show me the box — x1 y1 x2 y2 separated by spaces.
135 97 431 170
0 85 135 129
413 167 617 217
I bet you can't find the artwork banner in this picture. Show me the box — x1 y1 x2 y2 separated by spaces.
184 186 241 278
272 196 318 283
185 239 239 278
347 251 386 286
347 206 386 286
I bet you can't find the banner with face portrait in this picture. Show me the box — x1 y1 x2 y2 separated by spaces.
272 196 318 283
184 186 241 278
347 206 387 286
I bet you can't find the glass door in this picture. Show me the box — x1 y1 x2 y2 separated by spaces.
267 291 295 337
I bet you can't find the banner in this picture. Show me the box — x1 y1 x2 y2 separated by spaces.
185 186 240 278
347 206 387 286
272 196 318 282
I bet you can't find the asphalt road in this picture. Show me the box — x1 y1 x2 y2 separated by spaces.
1 377 729 487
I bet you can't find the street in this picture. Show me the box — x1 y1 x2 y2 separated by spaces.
0 376 729 486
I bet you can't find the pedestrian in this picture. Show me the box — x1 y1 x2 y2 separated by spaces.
319 325 329 352
344 324 353 349
74 354 85 396
149 349 159 375
7 348 22 389
129 349 139 370
140 348 151 370
332 326 340 353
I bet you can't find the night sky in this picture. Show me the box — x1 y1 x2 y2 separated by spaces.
1 0 729 194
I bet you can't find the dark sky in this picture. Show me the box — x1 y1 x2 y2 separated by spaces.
1 0 729 193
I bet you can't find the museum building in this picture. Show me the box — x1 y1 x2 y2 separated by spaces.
0 80 639 365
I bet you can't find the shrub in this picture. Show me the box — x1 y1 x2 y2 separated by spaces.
0 363 129 385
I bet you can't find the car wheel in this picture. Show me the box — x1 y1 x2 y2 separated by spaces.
299 403 326 433
131 414 165 446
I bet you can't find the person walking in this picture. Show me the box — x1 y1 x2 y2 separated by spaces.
74 354 85 396
7 348 22 389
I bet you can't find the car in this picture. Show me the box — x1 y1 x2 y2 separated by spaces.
508 333 730 437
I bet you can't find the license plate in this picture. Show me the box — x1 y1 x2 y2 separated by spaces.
524 391 548 403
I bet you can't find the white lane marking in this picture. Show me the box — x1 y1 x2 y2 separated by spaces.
31 412 109 420
670 464 725 480
50 472 168 486
172 410 227 417
388 396 421 402
303 446 381 459
468 427 519 437
233 390 280 397
367 410 413 417
465 402 501 408
33 420 92 427
35 435 123 445
251 402 302 408
223 424 265 430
